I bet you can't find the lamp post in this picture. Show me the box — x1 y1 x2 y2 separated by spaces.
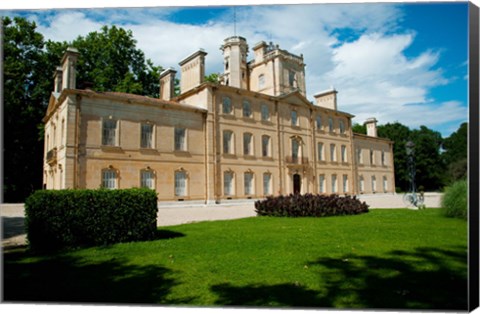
405 140 416 194
404 141 424 208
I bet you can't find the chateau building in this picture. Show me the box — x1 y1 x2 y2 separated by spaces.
43 36 395 203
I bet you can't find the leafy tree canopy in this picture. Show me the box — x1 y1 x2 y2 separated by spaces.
45 25 162 97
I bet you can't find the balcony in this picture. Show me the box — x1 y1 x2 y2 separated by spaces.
46 148 57 165
285 156 309 165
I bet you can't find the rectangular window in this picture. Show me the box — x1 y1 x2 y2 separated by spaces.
341 145 347 162
292 138 300 160
383 176 388 192
291 110 298 126
359 176 365 193
243 100 252 118
243 133 253 155
175 171 187 196
223 130 233 154
381 151 386 166
328 117 334 132
331 174 337 193
330 144 336 162
174 128 186 151
224 172 233 196
244 172 253 196
316 115 322 129
261 104 270 121
372 176 377 192
339 120 345 134
102 119 117 146
319 174 325 193
343 175 348 193
102 169 117 189
357 148 363 164
317 142 324 161
262 135 270 157
222 97 232 114
141 123 153 148
370 150 375 165
263 173 271 195
141 170 155 189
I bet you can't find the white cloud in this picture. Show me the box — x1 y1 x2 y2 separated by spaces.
20 3 467 136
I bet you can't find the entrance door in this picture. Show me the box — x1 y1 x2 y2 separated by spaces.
293 174 301 194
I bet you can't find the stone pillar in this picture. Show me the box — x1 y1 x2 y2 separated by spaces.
61 47 80 90
159 68 177 100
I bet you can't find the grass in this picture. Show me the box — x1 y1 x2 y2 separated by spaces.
3 208 468 310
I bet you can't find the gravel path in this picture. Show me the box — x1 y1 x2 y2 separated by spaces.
1 193 442 248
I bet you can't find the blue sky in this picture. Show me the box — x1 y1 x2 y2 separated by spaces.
2 0 473 137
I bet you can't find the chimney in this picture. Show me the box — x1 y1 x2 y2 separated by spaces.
61 47 80 90
313 88 337 110
159 68 177 100
178 49 207 94
252 41 267 64
53 66 63 93
364 118 378 137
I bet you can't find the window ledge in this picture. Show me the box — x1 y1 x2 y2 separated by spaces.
101 145 123 153
140 148 159 155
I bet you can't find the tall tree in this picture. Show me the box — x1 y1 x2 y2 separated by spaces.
3 17 50 201
377 122 412 192
3 20 164 202
352 123 366 134
67 25 162 97
442 122 468 182
410 126 445 191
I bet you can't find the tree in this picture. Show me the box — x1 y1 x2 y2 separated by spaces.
442 122 468 182
377 122 412 192
3 20 164 202
204 73 220 84
3 17 50 201
352 123 366 134
410 126 445 191
66 25 162 97
378 122 446 192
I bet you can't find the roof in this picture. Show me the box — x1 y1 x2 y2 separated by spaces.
43 89 207 122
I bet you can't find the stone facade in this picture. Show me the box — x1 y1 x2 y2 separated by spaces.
43 36 395 203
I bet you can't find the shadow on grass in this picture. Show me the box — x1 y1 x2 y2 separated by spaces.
154 229 186 240
210 246 468 310
3 251 183 305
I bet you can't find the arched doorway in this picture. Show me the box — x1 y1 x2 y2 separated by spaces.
293 174 301 194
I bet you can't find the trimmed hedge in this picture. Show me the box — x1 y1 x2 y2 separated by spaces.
441 180 468 220
25 188 158 251
255 193 369 217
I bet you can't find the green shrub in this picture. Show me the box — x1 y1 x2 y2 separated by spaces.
255 193 369 217
441 180 468 219
25 188 158 251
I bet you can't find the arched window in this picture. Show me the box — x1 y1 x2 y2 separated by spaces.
224 171 234 196
140 168 155 189
223 130 234 154
175 169 187 197
244 171 254 196
262 135 271 157
243 133 253 156
102 167 118 189
263 172 272 195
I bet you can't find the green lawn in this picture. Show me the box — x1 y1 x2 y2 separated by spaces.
4 208 468 310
